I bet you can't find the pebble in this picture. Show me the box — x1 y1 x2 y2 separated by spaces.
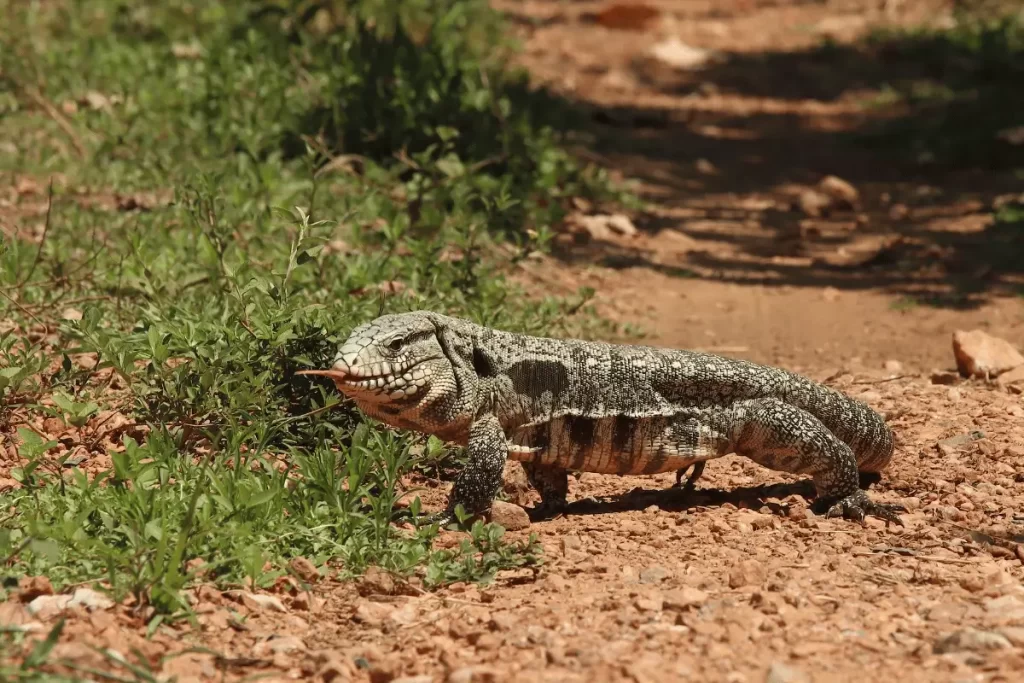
487 501 530 531
663 587 708 611
639 565 670 584
560 535 583 554
17 576 54 601
358 567 397 596
729 560 766 589
354 601 395 628
236 591 287 613
952 329 1024 378
253 635 307 657
447 666 498 683
765 661 810 683
1000 627 1024 647
934 628 1012 653
289 557 320 583
621 520 647 536
818 175 859 208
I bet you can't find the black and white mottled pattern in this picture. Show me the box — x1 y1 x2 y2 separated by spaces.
318 311 904 527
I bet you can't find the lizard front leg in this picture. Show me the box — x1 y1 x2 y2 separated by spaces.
423 413 507 528
725 398 905 526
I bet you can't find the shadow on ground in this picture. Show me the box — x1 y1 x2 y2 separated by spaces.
514 10 1024 309
544 470 899 520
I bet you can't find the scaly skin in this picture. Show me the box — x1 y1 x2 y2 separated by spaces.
305 311 904 528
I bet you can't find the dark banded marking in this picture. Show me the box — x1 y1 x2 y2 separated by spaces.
566 414 596 470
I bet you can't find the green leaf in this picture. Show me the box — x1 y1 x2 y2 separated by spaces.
29 538 60 562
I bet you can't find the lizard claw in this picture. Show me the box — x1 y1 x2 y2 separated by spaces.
821 490 906 527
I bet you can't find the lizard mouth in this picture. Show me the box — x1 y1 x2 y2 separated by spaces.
296 366 423 397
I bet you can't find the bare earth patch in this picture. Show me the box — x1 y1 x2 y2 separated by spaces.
5 1 1024 681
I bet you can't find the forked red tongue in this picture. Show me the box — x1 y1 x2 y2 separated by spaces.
296 369 350 381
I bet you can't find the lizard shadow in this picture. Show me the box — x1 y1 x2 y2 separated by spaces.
543 479 822 520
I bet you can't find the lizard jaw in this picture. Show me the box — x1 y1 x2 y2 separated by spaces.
296 363 427 401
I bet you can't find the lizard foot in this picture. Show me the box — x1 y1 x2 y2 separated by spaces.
672 461 705 494
527 499 567 522
818 490 906 527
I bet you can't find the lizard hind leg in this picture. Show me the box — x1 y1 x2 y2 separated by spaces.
673 460 706 494
521 462 569 521
724 398 906 526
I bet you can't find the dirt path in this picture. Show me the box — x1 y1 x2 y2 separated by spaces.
5 2 1023 682
507 0 1024 371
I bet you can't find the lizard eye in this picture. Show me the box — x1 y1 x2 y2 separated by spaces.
386 337 403 352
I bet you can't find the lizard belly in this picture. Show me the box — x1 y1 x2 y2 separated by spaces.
506 413 723 475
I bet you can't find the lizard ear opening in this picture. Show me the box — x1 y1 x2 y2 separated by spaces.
472 346 498 378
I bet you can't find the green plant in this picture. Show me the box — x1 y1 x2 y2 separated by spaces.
0 0 630 629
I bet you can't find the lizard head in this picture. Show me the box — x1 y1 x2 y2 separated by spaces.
297 311 464 429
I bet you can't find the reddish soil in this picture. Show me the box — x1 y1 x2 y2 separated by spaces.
4 1 1024 682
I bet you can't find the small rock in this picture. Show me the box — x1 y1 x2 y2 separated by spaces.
487 501 530 531
501 462 531 505
818 175 859 209
663 586 708 611
289 557 320 583
358 566 396 596
889 203 909 220
488 612 516 632
1000 626 1024 647
68 588 114 611
647 37 713 70
26 595 72 619
639 565 670 584
253 635 307 657
735 511 775 532
542 573 569 592
934 628 1012 654
798 189 832 217
952 329 1024 378
315 657 354 683
765 661 810 683
621 520 646 536
959 575 987 593
237 592 287 613
566 213 638 241
594 2 662 31
354 601 394 628
634 594 664 612
984 594 1024 623
883 360 903 373
291 592 311 611
695 158 718 175
930 370 960 385
728 560 766 589
822 287 841 302
18 576 54 601
936 430 985 453
560 535 583 554
393 677 434 683
996 364 1024 389
447 666 498 683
